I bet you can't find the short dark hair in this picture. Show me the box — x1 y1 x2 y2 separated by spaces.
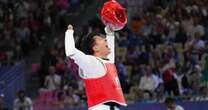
165 97 175 104
80 32 105 55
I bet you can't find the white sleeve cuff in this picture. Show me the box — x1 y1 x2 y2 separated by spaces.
105 27 114 36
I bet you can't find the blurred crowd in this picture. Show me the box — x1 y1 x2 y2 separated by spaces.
117 0 208 102
0 0 85 66
34 0 208 108
0 0 87 109
116 0 208 104
1 0 208 109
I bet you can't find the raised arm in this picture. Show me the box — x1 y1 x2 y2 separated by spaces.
65 25 105 76
105 27 115 63
65 25 76 56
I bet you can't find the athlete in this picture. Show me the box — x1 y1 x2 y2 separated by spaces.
65 24 127 110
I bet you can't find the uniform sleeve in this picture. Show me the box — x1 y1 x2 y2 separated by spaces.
105 27 115 63
65 30 76 56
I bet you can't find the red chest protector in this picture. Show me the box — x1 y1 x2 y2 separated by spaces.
83 63 127 109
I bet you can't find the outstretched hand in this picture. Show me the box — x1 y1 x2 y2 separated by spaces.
106 25 114 32
105 25 115 35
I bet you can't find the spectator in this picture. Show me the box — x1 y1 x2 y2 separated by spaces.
13 90 33 110
139 65 159 92
188 64 202 94
40 47 57 86
161 55 180 96
165 97 184 110
44 66 61 91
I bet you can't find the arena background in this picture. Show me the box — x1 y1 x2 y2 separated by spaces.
0 0 208 109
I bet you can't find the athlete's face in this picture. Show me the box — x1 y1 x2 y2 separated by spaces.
93 36 110 58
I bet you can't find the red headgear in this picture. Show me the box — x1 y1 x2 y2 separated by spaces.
100 0 127 31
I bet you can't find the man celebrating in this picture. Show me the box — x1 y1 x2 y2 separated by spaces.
65 24 127 110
